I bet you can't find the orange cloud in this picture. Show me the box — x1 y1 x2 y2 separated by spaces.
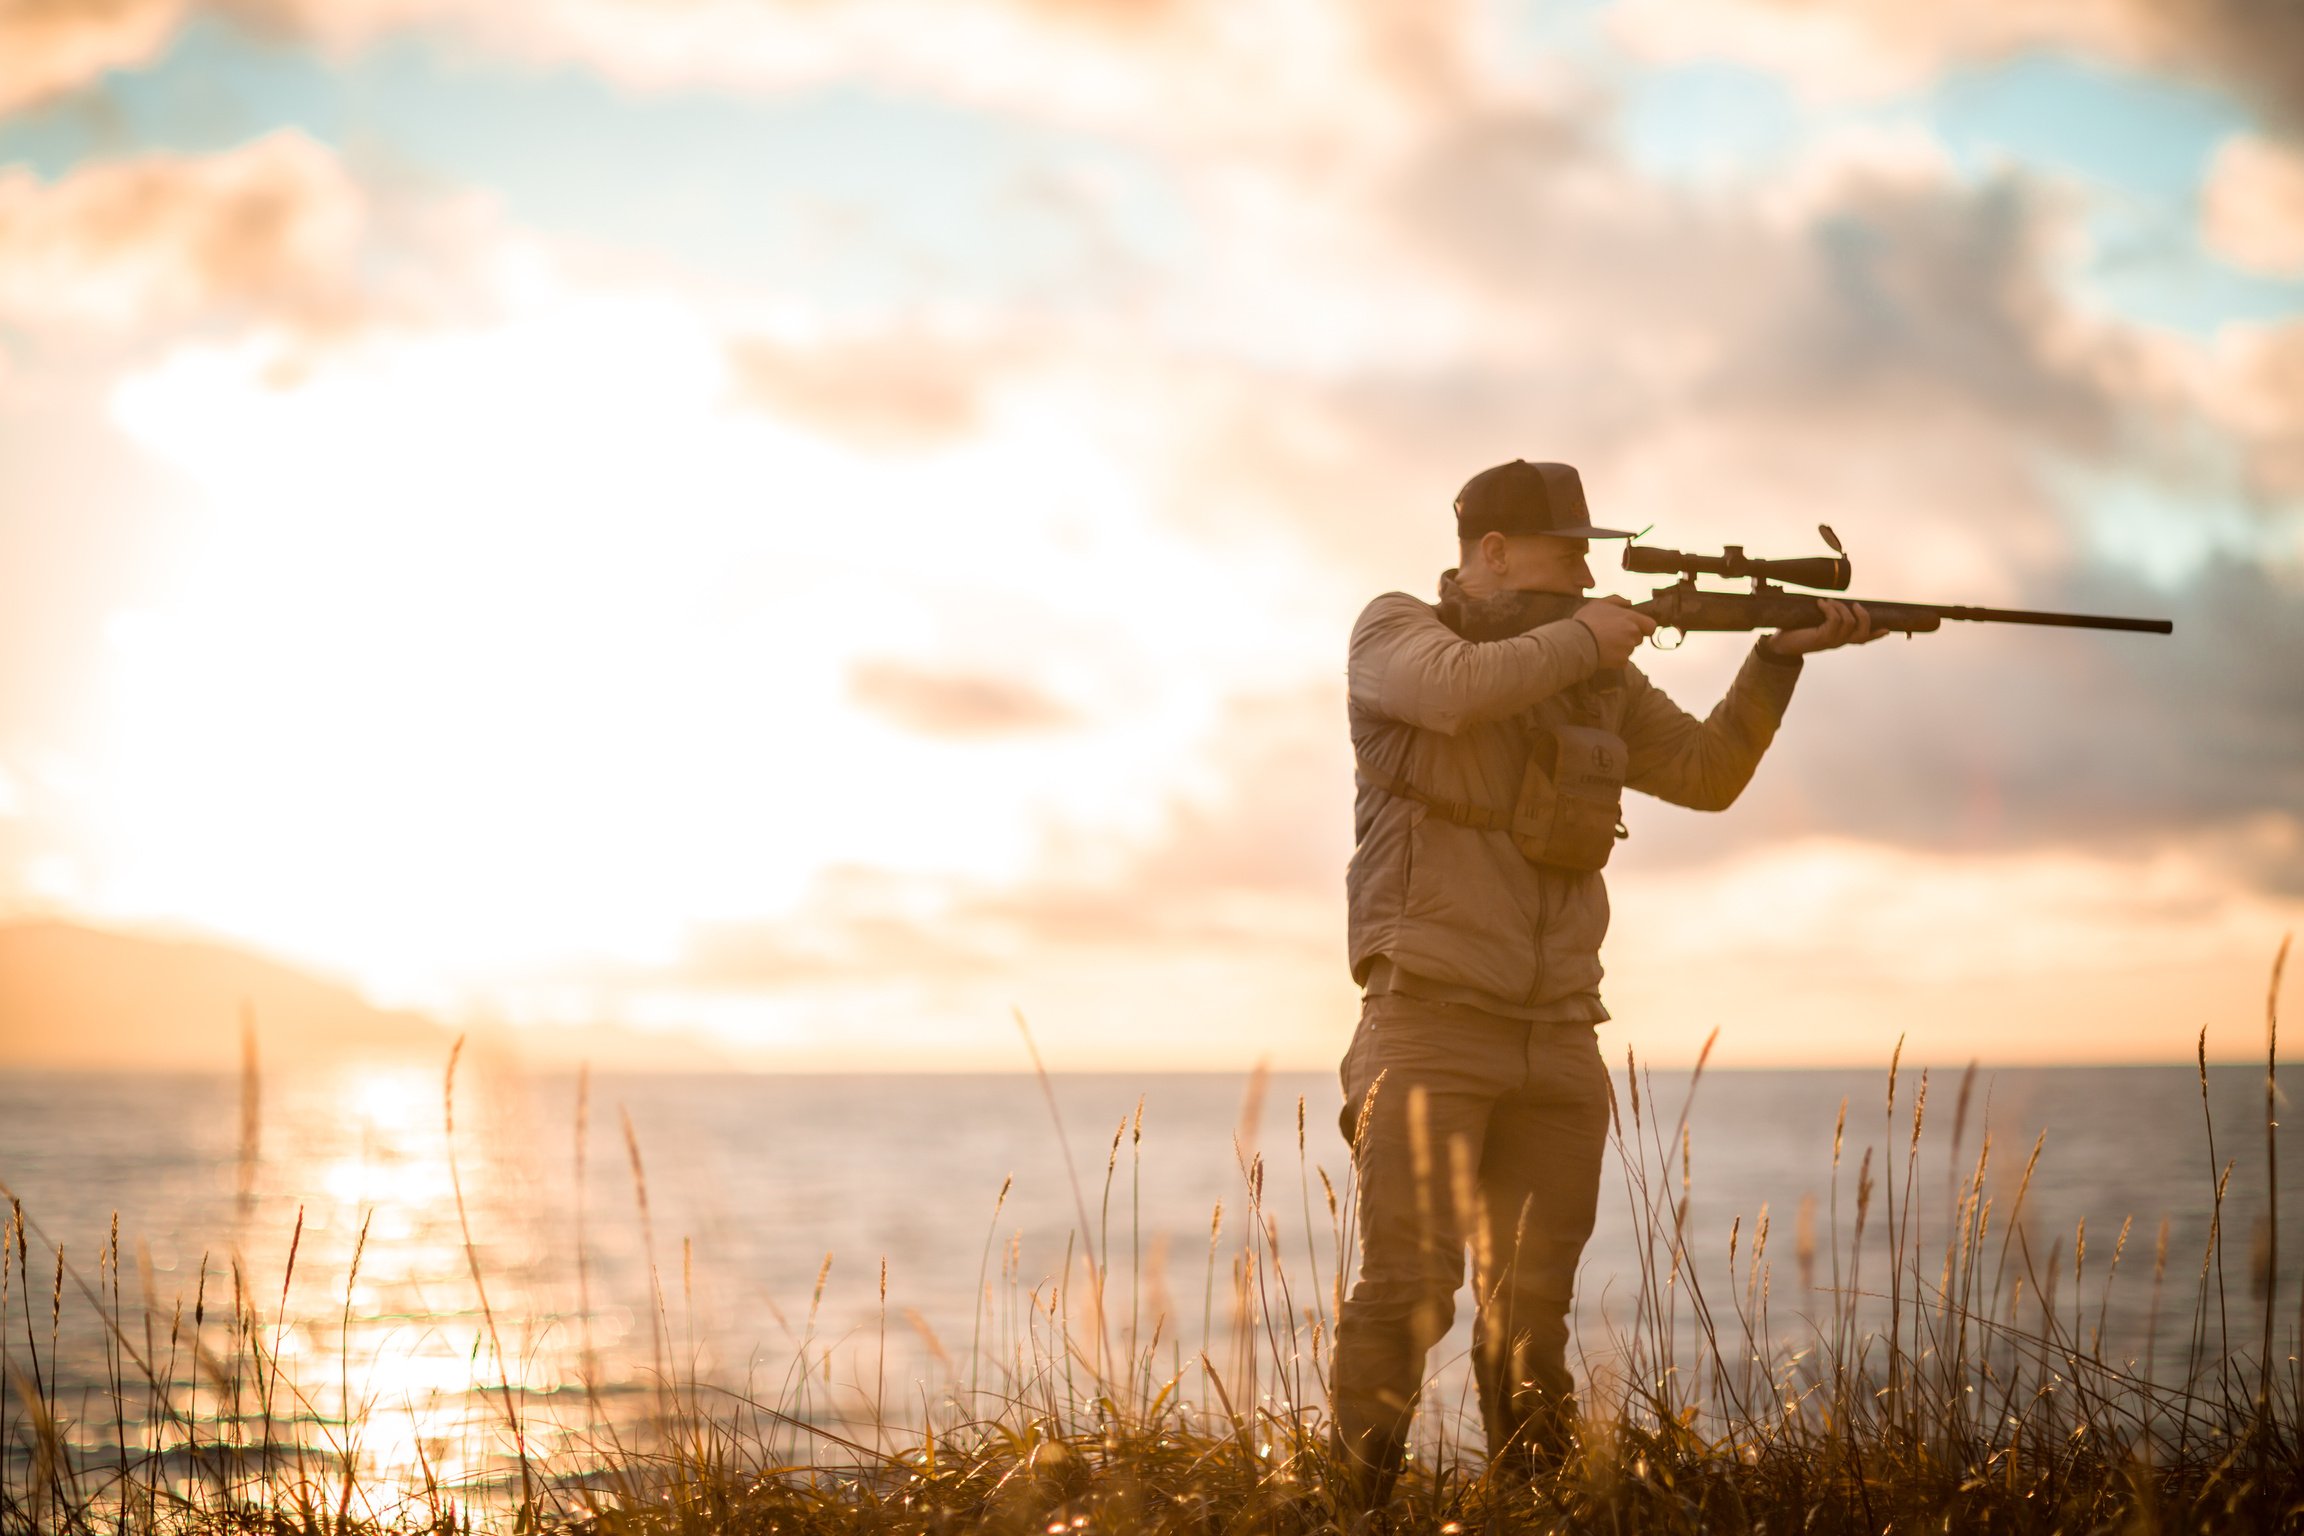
729 333 986 448
849 660 1078 736
2204 133 2304 277
2198 319 2304 498
3 0 1477 170
1602 837 2303 1066
428 0 1471 140
0 129 435 347
1612 0 2304 125
0 0 184 114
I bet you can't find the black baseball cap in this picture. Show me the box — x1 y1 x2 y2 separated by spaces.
1454 461 1636 539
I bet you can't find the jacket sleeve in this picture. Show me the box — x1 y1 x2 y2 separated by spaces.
1621 641 1803 811
1348 593 1601 736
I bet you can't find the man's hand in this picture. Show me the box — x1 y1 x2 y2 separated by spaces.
1574 596 1658 667
1763 598 1887 657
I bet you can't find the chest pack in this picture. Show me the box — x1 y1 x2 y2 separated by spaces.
1362 711 1630 873
1361 582 1632 871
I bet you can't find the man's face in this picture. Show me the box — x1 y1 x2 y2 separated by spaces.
1486 533 1594 595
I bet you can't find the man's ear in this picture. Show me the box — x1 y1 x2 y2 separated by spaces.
1478 530 1512 572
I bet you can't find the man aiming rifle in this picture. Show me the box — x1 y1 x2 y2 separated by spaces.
1330 457 2166 1504
1332 459 1883 1502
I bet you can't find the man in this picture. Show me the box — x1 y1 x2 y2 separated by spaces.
1331 460 1883 1498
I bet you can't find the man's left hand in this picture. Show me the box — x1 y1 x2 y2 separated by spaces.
1764 598 1889 657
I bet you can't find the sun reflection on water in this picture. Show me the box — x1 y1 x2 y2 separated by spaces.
158 1056 623 1498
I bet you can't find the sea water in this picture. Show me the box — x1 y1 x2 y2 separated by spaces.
2 1061 2296 1485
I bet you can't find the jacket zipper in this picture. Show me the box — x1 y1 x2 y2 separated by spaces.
1526 847 1549 1008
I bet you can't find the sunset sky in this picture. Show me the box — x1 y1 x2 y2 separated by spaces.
0 0 2297 1071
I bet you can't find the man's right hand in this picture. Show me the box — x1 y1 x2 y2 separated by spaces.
1574 596 1657 667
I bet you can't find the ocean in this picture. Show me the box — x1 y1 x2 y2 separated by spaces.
2 1060 2296 1486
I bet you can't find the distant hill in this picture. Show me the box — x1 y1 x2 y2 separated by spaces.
0 920 450 1070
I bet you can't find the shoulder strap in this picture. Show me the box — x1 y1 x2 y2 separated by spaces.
1357 762 1514 832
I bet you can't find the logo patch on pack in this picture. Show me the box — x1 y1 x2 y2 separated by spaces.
1508 723 1629 872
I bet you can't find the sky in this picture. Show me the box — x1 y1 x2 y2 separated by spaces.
0 0 2298 1072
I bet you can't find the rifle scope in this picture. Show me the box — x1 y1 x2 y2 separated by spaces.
1622 543 1852 591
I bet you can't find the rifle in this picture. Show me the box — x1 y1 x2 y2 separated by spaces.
1621 526 2173 636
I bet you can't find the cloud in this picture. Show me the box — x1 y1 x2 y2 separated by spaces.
728 332 986 448
579 683 1346 993
4 0 1470 161
940 682 1353 955
848 660 1078 736
0 0 184 115
1387 116 2107 435
505 682 1356 1066
3 0 2294 1060
2213 320 2304 496
0 129 480 353
666 867 1014 988
449 0 1474 142
1128 683 1349 900
2203 132 2304 276
1601 837 2299 1065
1611 0 2304 129
1170 129 2129 599
0 132 502 892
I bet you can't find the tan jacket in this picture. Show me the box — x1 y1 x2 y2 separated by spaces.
1345 587 1803 1021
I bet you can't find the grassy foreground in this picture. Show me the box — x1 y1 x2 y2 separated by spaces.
4 954 2301 1534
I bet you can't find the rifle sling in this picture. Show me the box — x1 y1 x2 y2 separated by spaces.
1358 763 1523 834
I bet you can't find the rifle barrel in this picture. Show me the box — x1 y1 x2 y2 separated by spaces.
1925 603 2173 634
1631 584 2174 636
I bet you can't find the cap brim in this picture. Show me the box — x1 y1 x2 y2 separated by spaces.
1553 524 1638 539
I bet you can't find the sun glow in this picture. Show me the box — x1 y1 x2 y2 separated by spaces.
89 283 1329 1010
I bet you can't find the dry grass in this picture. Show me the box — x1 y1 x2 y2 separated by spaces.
3 944 2299 1534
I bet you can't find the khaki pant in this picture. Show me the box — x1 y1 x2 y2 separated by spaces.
1330 991 1613 1490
